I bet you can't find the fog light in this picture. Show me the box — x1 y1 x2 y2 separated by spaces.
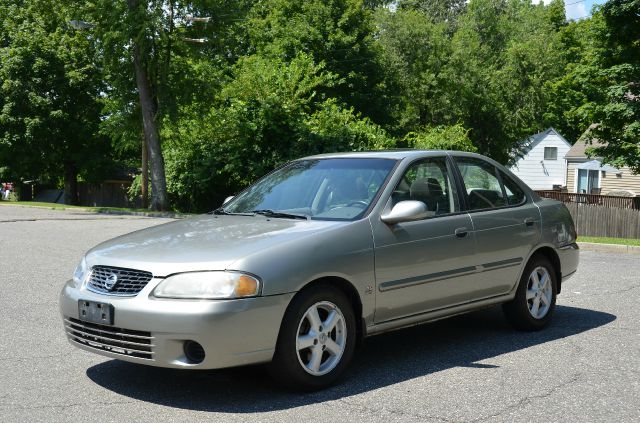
183 340 205 364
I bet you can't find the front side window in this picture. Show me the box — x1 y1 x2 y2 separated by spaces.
224 158 396 221
391 157 459 216
456 158 506 210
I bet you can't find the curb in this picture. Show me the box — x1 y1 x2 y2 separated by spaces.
578 242 640 255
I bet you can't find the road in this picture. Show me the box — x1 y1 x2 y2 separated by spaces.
1 205 638 422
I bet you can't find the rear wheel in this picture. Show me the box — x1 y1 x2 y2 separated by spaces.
268 285 356 390
503 255 557 331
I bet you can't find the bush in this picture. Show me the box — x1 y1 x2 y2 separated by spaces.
404 124 477 152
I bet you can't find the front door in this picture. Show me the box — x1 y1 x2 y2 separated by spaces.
372 157 477 323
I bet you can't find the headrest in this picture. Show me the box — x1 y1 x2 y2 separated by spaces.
410 178 443 200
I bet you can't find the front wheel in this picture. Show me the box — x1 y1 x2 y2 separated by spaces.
503 255 557 331
268 285 356 390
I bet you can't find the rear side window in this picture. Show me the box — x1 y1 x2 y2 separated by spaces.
455 158 506 210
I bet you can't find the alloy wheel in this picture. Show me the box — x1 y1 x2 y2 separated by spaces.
295 301 347 376
526 266 553 319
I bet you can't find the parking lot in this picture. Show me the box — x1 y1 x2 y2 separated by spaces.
1 205 638 422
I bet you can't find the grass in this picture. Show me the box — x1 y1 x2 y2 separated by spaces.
0 200 89 210
0 200 189 215
578 236 640 246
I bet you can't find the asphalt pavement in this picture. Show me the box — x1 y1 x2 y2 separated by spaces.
1 205 638 422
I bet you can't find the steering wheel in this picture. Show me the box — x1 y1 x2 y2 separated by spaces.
346 200 368 208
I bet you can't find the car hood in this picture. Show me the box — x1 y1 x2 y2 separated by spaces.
86 214 345 276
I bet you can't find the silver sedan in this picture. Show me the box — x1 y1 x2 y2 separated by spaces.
60 150 579 390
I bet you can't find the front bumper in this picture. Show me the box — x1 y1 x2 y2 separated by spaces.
59 279 294 369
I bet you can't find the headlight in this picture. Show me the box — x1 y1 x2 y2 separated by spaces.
72 257 88 287
152 271 261 299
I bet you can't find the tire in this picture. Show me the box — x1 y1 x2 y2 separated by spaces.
503 255 558 331
268 284 357 391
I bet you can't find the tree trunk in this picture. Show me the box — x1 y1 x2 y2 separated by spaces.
141 134 149 209
128 0 169 211
63 162 79 205
131 44 169 211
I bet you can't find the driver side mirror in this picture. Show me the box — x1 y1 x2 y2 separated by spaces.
381 200 431 225
222 196 234 205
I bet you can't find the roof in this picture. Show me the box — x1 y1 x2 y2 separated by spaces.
301 150 487 161
529 127 571 147
576 159 621 174
515 127 571 157
565 126 607 159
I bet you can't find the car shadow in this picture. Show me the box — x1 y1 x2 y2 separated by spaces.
86 305 615 412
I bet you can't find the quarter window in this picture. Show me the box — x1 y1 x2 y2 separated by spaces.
500 172 526 205
392 157 459 216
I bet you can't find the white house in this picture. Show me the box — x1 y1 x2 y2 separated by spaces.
510 128 571 190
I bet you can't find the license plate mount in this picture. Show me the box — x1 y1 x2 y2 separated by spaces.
78 300 114 326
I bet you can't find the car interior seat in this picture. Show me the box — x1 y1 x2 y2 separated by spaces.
409 178 447 214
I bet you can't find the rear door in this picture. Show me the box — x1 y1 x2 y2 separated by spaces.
454 157 540 296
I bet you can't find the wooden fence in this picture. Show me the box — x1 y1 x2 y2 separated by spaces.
535 190 640 238
564 203 640 238
535 190 640 210
78 181 136 208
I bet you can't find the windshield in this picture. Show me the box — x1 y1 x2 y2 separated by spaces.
223 158 397 221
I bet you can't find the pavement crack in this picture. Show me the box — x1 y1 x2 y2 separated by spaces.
333 398 453 422
474 373 581 422
562 284 640 300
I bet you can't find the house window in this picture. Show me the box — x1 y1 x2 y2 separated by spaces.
544 147 558 160
577 169 599 194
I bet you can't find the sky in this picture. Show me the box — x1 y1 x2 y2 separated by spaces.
539 0 608 21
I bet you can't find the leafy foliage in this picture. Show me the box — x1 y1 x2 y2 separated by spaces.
1 0 636 211
404 124 477 152
163 54 393 210
0 0 109 203
587 0 640 172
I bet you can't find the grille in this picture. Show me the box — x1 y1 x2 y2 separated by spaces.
87 265 153 296
65 317 154 360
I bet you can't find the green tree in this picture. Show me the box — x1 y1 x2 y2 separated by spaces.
375 9 454 134
587 0 640 172
404 124 477 152
163 54 393 211
543 0 639 172
246 0 390 124
77 0 174 210
443 0 566 163
542 16 606 142
0 0 108 204
398 0 467 33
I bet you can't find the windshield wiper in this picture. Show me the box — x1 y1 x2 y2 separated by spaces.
251 209 309 220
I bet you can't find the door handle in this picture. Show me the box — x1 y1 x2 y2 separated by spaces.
454 227 468 238
524 217 535 227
